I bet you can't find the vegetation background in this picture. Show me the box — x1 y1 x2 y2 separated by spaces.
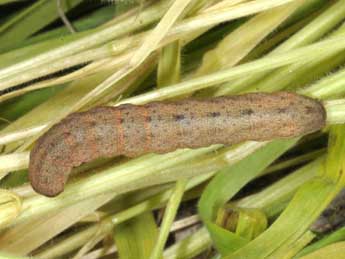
0 0 345 258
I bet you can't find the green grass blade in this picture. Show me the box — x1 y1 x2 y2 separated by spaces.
120 35 345 105
114 212 159 259
157 41 181 88
198 139 298 254
225 125 345 258
296 226 345 257
164 227 212 259
150 179 187 259
0 0 83 52
298 241 345 259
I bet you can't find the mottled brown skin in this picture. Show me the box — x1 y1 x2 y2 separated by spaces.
29 92 326 197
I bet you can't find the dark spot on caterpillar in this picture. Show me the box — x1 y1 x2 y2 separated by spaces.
305 106 315 114
241 109 254 115
29 92 326 197
209 112 221 118
174 114 185 121
277 108 287 113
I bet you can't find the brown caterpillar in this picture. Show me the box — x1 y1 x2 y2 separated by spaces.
29 92 326 197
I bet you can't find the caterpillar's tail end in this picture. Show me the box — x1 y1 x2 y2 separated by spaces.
28 122 72 198
28 148 66 197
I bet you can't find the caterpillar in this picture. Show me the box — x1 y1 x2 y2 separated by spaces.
29 92 326 197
